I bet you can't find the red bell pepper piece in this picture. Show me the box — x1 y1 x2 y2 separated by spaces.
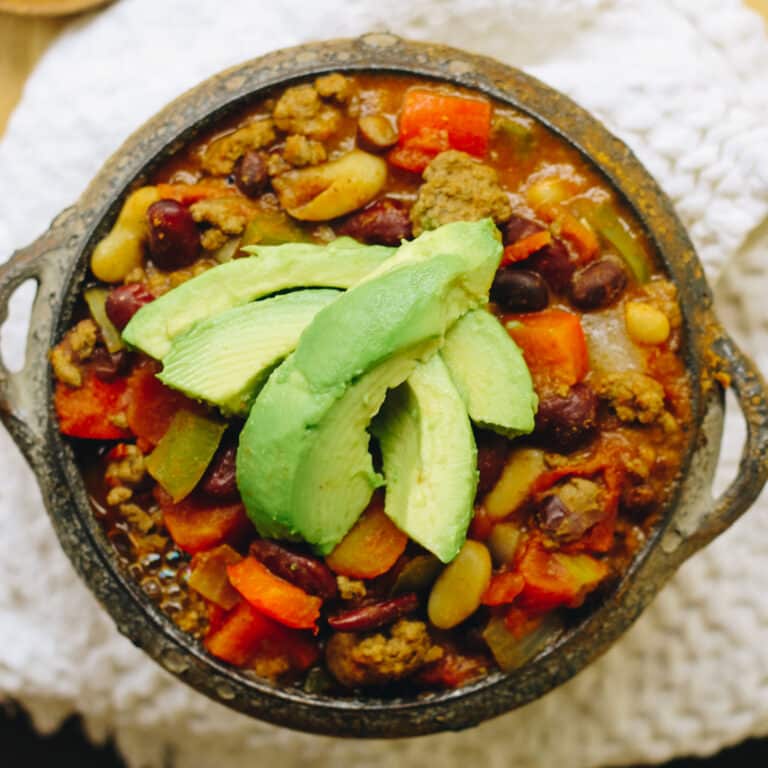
481 571 525 606
154 486 251 554
388 89 491 174
507 308 589 389
54 372 130 440
125 360 193 446
227 556 322 631
205 601 318 670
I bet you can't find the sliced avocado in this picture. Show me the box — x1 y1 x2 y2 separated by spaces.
122 237 394 360
236 219 503 552
372 355 477 563
158 289 340 415
440 308 538 437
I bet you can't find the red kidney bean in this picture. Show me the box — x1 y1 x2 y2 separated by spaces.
104 283 154 330
147 199 200 270
570 259 627 310
338 198 412 246
200 442 238 500
524 238 575 294
250 539 338 598
503 215 544 245
327 593 419 632
535 382 598 452
475 430 509 496
235 150 269 197
490 268 548 312
90 348 130 381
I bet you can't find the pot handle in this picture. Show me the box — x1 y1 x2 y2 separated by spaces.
663 326 768 567
0 208 79 465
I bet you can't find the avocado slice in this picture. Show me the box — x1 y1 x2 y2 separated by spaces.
157 289 340 415
372 355 478 563
122 237 394 360
236 219 503 552
440 309 538 437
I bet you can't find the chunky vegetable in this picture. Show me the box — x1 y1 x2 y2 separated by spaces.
507 309 589 388
205 601 318 669
388 89 491 173
54 373 129 440
188 544 243 610
581 202 650 282
325 498 408 579
146 409 226 502
517 536 609 613
84 287 124 353
227 556 323 631
156 488 251 554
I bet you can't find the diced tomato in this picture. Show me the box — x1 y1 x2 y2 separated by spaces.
482 571 525 606
325 493 408 579
507 308 589 389
125 360 193 445
516 536 608 613
529 454 623 554
205 601 318 670
155 486 251 554
54 372 130 440
227 556 322 631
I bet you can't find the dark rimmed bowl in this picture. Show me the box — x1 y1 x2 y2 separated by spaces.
0 35 766 738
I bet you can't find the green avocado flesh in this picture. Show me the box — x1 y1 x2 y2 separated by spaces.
122 237 394 359
157 289 340 415
236 219 503 553
440 309 538 437
372 355 478 563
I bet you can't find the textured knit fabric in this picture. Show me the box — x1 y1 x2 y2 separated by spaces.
0 1 767 766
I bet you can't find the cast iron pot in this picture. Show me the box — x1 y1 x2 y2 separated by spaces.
0 35 767 738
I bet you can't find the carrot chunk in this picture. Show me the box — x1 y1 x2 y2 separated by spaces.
388 89 491 173
227 556 322 631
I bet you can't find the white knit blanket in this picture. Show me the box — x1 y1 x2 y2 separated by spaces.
1 1 767 766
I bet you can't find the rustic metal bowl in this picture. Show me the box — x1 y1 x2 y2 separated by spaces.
1 35 766 738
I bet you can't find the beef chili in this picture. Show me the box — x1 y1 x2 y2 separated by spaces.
51 73 691 694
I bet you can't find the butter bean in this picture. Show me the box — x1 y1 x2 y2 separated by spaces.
427 540 491 629
91 187 160 282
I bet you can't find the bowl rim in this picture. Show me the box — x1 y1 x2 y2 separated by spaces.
1 34 766 738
